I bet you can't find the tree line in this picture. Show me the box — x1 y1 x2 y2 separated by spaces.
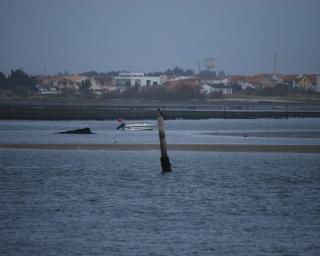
80 67 217 77
0 69 37 97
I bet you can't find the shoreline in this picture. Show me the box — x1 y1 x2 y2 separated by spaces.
1 144 320 153
1 100 320 120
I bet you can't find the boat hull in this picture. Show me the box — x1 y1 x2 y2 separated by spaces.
123 123 154 131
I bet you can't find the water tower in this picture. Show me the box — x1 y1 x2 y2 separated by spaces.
204 57 215 71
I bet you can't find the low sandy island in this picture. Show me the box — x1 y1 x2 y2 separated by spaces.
1 144 320 153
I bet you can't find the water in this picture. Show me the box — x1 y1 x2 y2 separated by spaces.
1 118 320 145
1 119 320 255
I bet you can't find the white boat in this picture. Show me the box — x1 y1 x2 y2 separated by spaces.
124 123 154 131
116 121 154 131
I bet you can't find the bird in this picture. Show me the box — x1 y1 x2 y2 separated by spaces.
157 108 164 118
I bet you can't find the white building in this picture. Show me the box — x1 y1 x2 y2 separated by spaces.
203 78 230 86
115 72 165 93
201 83 233 95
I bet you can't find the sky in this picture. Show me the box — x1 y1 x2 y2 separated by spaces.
0 0 319 75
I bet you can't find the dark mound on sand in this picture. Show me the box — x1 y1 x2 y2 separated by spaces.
59 127 94 134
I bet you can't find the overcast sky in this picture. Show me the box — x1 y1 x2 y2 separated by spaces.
0 0 319 75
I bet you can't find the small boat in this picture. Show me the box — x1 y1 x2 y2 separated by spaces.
124 123 154 131
116 119 154 131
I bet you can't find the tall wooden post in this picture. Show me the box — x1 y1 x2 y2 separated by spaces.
157 109 172 172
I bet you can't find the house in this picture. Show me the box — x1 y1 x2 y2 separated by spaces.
239 82 255 90
168 75 194 81
202 76 230 86
229 75 250 90
283 74 300 88
246 74 271 88
94 77 117 92
115 72 166 93
37 75 61 95
201 83 232 95
244 74 281 89
37 75 105 95
54 75 104 95
297 75 319 91
229 75 246 85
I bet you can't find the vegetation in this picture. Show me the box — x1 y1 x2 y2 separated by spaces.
199 70 216 78
80 70 119 77
118 83 204 100
163 67 194 76
254 85 289 97
79 79 92 97
81 67 195 77
0 69 37 97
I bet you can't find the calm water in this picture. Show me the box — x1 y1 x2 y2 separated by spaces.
1 118 320 145
1 119 320 255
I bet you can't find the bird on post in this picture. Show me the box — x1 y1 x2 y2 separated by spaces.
157 108 164 118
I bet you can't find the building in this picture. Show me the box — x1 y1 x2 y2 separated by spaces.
245 74 279 89
283 74 300 88
115 72 165 93
202 77 230 86
38 75 104 95
229 75 246 85
201 83 232 95
297 75 319 91
94 77 117 92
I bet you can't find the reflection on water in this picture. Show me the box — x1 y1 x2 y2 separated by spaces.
0 150 319 255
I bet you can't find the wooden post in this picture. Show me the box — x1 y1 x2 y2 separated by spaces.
157 109 172 172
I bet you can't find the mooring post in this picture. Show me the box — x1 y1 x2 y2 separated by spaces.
157 108 172 172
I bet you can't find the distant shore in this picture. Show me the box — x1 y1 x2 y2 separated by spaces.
1 99 320 120
1 144 320 153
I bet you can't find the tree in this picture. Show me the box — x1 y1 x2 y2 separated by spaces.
7 69 37 96
218 70 226 77
140 85 168 99
199 70 216 79
79 79 92 97
0 72 7 89
121 86 139 98
164 67 194 76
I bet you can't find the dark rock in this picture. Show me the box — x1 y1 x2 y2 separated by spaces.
59 127 94 134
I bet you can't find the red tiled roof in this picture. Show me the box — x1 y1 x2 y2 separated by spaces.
283 74 300 82
229 75 246 82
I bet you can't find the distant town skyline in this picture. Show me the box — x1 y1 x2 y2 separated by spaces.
0 0 320 75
